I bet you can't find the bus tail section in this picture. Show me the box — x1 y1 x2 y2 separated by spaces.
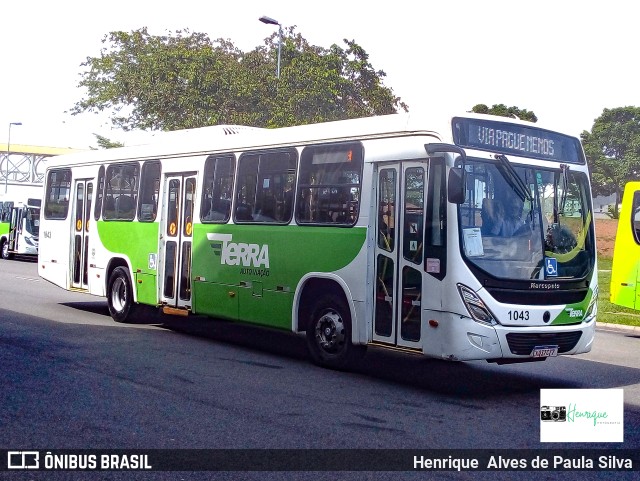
610 182 640 309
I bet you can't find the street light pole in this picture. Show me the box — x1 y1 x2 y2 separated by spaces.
5 122 22 194
259 15 282 79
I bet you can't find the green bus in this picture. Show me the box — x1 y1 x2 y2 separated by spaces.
610 182 640 309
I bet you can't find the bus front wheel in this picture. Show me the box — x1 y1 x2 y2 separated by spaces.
306 294 365 370
107 267 137 323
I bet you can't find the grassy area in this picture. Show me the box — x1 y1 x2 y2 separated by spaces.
597 257 640 327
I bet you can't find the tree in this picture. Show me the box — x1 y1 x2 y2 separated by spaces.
92 134 124 149
71 27 407 132
471 104 537 123
71 28 245 132
260 30 407 128
581 106 640 218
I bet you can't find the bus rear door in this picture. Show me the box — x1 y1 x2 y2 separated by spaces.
159 174 196 313
373 162 426 350
70 179 93 289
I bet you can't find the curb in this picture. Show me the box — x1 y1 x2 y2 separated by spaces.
596 322 640 334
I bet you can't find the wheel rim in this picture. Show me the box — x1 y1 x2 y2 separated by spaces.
111 277 127 313
314 309 346 354
2 243 8 258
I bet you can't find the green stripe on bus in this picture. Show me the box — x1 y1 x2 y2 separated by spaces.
550 287 593 325
191 224 366 327
96 221 366 328
97 221 160 273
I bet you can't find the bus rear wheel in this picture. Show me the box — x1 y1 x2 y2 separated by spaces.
306 294 365 370
107 266 137 323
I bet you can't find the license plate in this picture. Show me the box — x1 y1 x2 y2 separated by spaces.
531 345 559 358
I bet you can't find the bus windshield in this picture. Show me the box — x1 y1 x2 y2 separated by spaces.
459 158 594 281
25 207 40 236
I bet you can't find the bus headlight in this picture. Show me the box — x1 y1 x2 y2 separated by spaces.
584 285 598 321
457 284 497 326
24 236 35 246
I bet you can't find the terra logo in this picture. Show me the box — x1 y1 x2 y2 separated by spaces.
207 233 270 268
564 307 584 318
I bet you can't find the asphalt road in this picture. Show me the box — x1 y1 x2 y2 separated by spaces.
0 258 639 480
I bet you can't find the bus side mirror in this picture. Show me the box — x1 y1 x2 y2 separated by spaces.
425 143 468 205
448 166 466 204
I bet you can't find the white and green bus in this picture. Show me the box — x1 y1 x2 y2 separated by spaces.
0 196 41 259
38 113 597 368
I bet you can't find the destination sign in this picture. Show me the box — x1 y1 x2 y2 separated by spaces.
452 117 584 164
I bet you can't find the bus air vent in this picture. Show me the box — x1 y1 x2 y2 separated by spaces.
505 332 582 355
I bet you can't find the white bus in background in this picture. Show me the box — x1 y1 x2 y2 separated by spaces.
37 113 597 369
0 196 40 259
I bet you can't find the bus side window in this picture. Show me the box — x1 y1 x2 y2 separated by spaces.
201 155 235 223
234 150 296 224
296 142 363 226
235 154 258 222
403 167 424 264
138 161 161 222
44 169 71 220
378 168 396 251
0 202 8 222
632 191 640 245
103 162 140 221
424 158 446 279
94 166 105 220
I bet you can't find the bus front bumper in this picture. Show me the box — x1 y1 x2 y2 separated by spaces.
422 312 596 362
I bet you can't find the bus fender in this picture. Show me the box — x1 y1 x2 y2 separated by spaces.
105 256 137 303
293 273 365 345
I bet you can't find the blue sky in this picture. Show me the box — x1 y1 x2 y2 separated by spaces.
1 0 638 149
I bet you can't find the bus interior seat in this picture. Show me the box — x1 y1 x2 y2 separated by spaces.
103 196 116 215
116 195 135 216
235 204 253 221
201 199 213 219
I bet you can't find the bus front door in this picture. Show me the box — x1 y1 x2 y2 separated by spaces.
71 179 93 290
373 163 426 350
159 174 196 312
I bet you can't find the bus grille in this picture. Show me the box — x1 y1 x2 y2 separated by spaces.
487 287 588 305
505 332 582 355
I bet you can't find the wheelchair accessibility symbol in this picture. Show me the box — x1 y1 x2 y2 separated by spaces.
545 257 558 277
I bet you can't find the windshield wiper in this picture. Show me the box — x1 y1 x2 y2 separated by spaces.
559 163 569 213
552 164 570 223
494 154 533 203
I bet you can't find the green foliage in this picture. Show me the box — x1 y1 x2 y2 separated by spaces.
607 204 620 219
71 27 408 132
471 104 538 122
581 106 640 217
93 134 124 149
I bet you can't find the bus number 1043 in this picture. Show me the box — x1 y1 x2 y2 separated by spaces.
508 310 530 321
